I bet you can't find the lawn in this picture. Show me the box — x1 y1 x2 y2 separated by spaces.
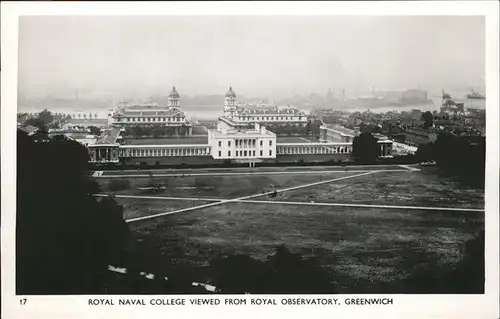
105 167 484 292
128 202 483 291
96 171 358 199
114 198 215 220
253 169 484 209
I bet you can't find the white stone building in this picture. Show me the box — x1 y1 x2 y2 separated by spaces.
221 87 308 128
106 86 192 135
208 123 276 160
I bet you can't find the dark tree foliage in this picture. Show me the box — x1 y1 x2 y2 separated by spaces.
398 228 484 293
351 132 380 164
88 126 102 136
420 111 434 128
16 130 129 294
209 245 333 294
416 133 485 187
38 109 54 126
23 117 48 131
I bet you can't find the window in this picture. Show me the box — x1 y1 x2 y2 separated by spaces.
244 151 247 156
260 150 263 156
228 141 231 147
236 151 239 156
218 141 222 147
252 140 256 146
269 140 272 146
260 140 263 146
235 140 239 146
228 151 231 157
269 150 272 156
252 150 255 156
219 151 222 157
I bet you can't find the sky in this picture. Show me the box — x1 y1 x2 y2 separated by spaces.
18 16 485 100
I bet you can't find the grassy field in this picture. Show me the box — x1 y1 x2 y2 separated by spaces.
116 198 214 219
100 167 484 292
127 202 483 290
96 171 357 199
253 169 484 209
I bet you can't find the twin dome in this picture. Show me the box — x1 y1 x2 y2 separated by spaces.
168 86 237 99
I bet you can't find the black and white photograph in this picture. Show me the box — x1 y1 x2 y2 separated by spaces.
2 2 499 319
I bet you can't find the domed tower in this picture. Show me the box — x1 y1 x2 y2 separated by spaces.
168 86 180 108
224 86 237 118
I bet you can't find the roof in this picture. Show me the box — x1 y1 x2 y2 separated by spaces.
115 108 185 117
94 127 122 145
225 86 236 98
120 144 210 149
49 132 96 140
208 127 276 138
237 105 305 115
68 119 108 125
322 124 357 137
20 125 40 134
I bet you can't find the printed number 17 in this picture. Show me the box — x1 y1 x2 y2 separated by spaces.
20 299 27 305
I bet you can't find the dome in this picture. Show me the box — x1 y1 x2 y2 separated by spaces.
225 86 236 98
169 86 180 98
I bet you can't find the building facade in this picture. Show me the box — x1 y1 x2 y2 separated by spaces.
208 123 277 160
107 86 192 135
403 129 438 147
221 87 308 129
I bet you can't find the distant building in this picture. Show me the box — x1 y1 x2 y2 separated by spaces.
64 118 108 129
221 87 308 129
208 123 276 160
319 124 393 157
107 86 192 135
19 125 40 136
87 127 124 163
48 127 98 147
319 124 356 143
403 129 438 147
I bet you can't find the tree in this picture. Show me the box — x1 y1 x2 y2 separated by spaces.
24 117 47 131
16 130 129 294
88 126 102 136
209 245 333 293
38 109 54 126
351 132 379 164
420 111 434 129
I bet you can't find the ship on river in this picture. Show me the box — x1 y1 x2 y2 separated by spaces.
466 89 485 100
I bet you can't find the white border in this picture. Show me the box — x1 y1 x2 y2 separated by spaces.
1 2 499 319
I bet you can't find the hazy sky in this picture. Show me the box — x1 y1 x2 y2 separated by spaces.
18 16 485 100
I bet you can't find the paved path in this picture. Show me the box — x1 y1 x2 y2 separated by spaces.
94 193 222 202
399 165 421 172
94 164 419 175
95 193 484 214
125 170 379 223
236 200 484 212
93 169 410 179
